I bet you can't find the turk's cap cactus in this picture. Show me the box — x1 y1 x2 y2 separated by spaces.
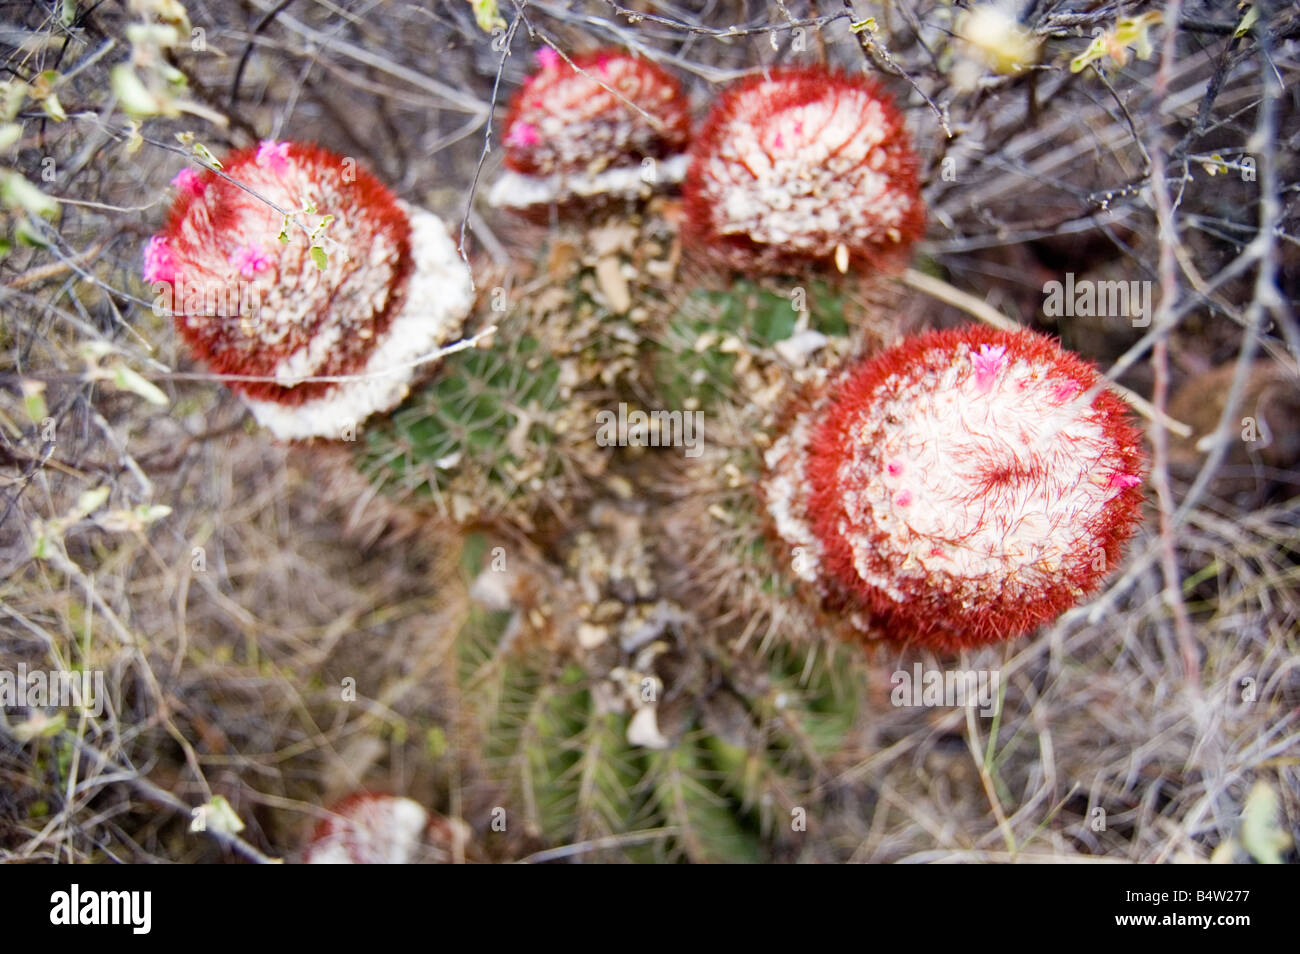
763 326 1145 650
145 141 473 440
301 793 462 864
682 66 925 276
489 48 691 210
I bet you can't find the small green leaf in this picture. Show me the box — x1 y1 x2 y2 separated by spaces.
121 120 143 157
33 71 67 121
125 23 181 49
1072 12 1162 73
1234 5 1259 39
79 340 113 362
97 504 173 534
30 523 50 559
426 726 448 759
1240 781 1292 864
190 794 246 835
0 81 29 121
137 504 172 524
41 92 66 122
1070 36 1107 73
1 171 60 218
111 364 169 406
11 711 66 743
190 141 221 169
310 245 327 270
0 123 22 152
73 486 111 522
14 218 49 247
110 64 159 118
162 64 188 92
20 379 47 423
469 0 506 33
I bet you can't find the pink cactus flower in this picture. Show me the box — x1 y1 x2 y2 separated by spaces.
972 344 1009 391
170 168 206 197
230 243 272 278
142 236 178 284
504 121 540 149
255 139 292 176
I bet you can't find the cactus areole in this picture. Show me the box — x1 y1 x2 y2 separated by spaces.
489 49 692 209
145 141 473 440
763 326 1145 650
683 66 925 276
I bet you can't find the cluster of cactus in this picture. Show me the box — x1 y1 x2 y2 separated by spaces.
351 204 874 860
147 50 1145 861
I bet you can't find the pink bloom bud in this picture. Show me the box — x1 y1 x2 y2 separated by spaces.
504 121 540 148
1051 380 1079 402
972 344 1008 391
142 236 177 284
256 139 292 176
170 168 206 197
1106 472 1142 490
231 243 272 278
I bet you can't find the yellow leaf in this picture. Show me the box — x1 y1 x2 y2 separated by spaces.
468 0 506 34
1240 781 1291 864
